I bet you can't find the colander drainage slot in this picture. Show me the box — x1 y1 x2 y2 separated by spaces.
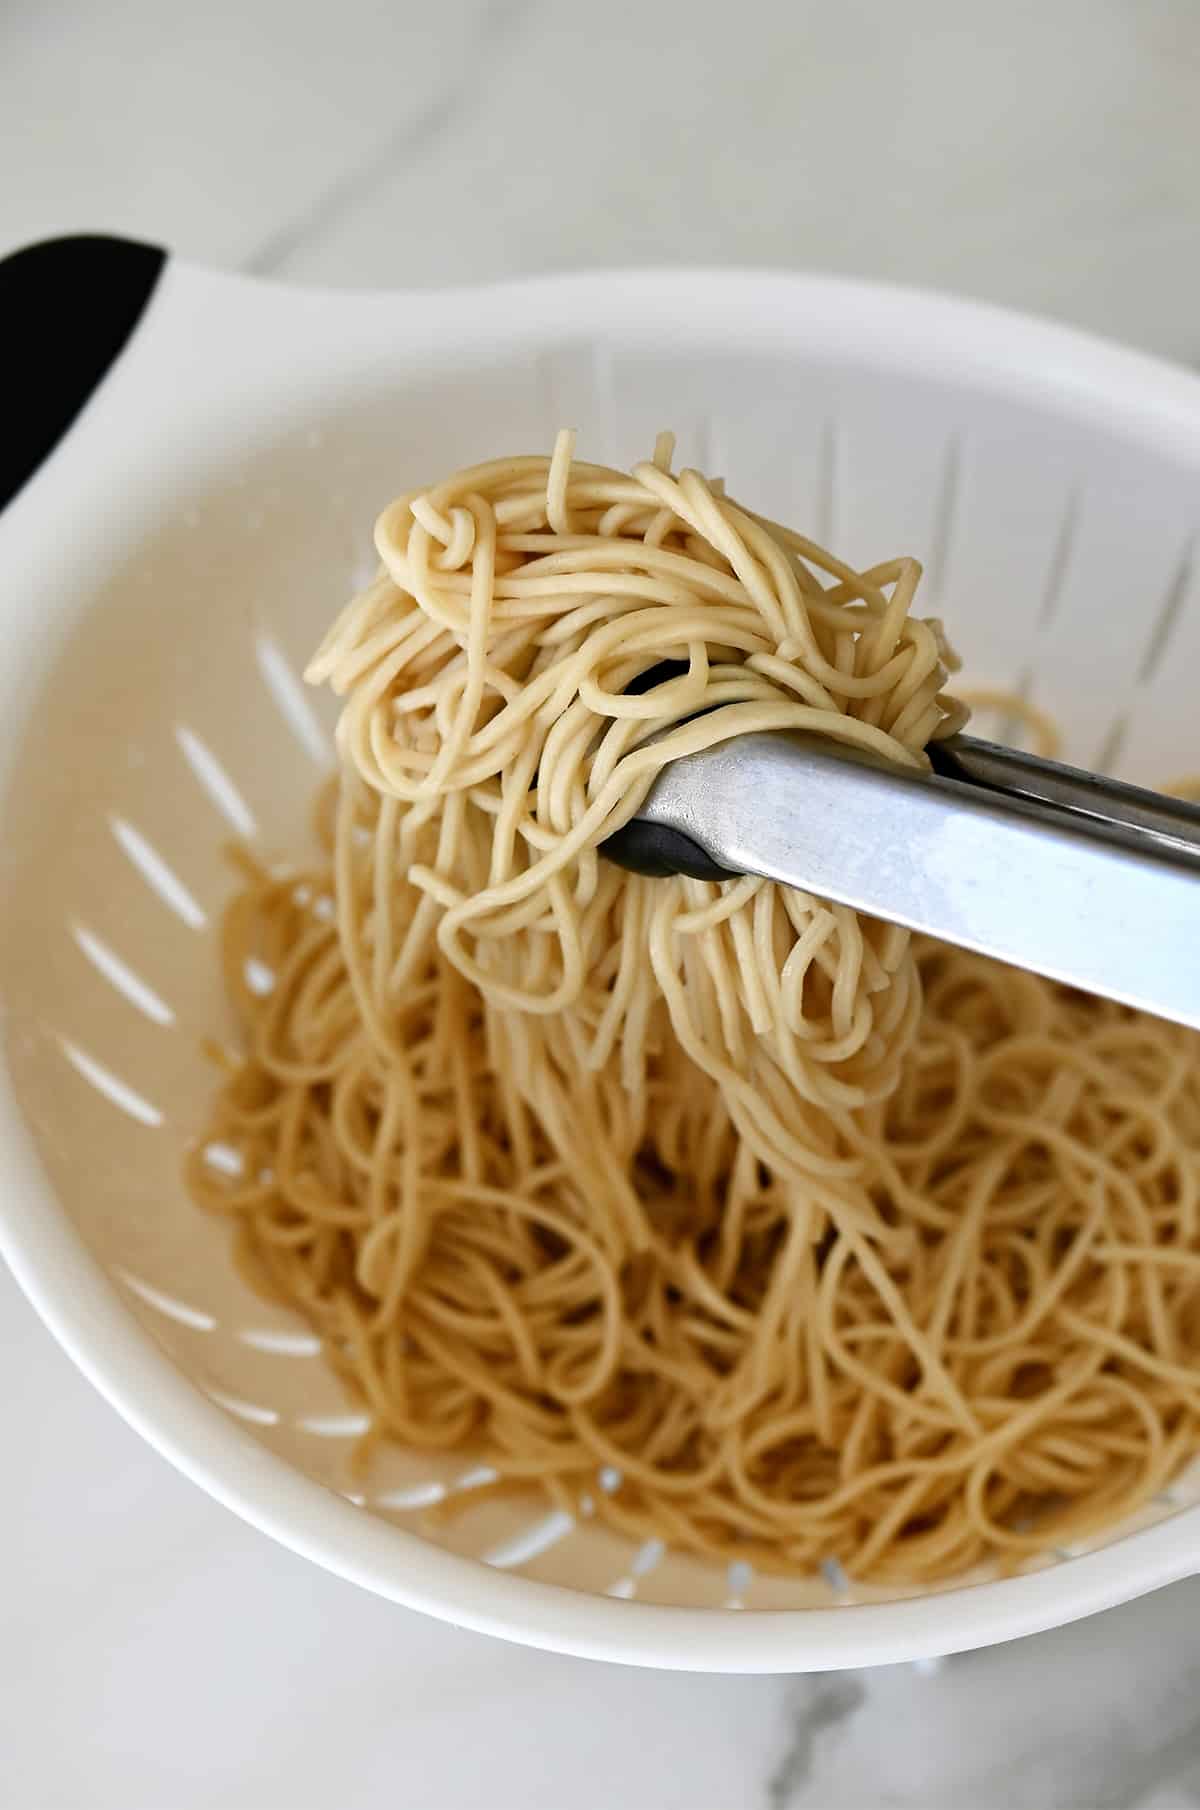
205 1387 279 1426
295 1411 370 1437
255 634 332 767
606 1537 667 1601
821 1558 852 1601
370 1480 448 1511
59 1038 163 1127
118 1268 216 1331
243 957 275 996
236 1326 322 1357
724 1560 754 1607
484 1510 576 1570
110 815 207 930
203 1142 243 1176
70 924 174 1025
175 724 258 837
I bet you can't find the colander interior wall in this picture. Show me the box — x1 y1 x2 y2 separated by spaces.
1 260 1198 1663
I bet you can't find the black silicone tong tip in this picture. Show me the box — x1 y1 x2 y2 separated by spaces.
602 818 732 881
622 657 690 696
600 659 733 880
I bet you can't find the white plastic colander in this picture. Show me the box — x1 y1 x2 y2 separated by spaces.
1 240 1199 1672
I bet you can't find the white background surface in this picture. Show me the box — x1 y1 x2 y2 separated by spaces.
3 2 1200 1806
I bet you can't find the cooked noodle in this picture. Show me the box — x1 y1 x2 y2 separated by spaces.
188 434 1200 1584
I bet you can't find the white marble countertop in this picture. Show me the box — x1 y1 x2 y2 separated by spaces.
3 3 1200 1805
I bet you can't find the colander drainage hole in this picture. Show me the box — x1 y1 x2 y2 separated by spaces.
1137 540 1195 688
118 1268 216 1332
370 1480 448 1512
58 1038 163 1127
203 1141 244 1176
484 1510 576 1570
109 816 207 931
255 633 332 768
724 1559 754 1607
205 1386 279 1426
607 1537 668 1600
633 1537 665 1576
295 1411 371 1437
174 725 258 838
236 1326 322 1357
821 1557 852 1601
70 924 175 1025
243 957 275 996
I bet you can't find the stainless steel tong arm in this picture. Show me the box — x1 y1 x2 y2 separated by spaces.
604 731 1200 1031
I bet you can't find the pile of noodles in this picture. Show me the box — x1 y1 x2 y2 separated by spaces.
189 433 1200 1585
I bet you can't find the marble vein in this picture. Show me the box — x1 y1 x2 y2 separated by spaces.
244 0 536 277
767 1674 867 1808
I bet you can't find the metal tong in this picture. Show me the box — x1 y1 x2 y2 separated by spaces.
602 728 1200 1032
